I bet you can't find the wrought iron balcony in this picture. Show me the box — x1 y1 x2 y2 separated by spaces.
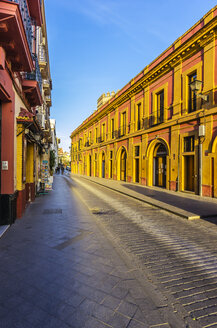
22 55 43 107
24 55 42 92
8 0 32 53
118 125 127 138
149 109 164 127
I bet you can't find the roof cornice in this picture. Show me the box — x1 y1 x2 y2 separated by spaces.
71 11 217 138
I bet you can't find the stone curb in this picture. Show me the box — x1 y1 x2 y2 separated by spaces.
71 174 200 220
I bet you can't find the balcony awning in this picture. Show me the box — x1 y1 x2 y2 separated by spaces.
22 80 43 107
27 0 42 26
0 1 33 71
17 109 41 134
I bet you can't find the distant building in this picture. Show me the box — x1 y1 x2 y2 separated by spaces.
50 119 58 172
97 92 115 109
71 6 217 198
58 148 70 167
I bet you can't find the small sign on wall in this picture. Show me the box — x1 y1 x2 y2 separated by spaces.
2 161 8 170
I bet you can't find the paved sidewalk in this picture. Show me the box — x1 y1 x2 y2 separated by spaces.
0 175 172 328
71 174 217 220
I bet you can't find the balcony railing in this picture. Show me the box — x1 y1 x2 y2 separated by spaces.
24 55 42 92
8 0 33 53
118 125 127 138
149 109 164 127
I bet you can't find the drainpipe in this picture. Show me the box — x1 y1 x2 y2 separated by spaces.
199 141 202 196
198 124 205 196
177 134 180 191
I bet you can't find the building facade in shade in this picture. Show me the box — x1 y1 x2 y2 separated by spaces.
71 6 217 198
0 0 52 223
49 119 58 173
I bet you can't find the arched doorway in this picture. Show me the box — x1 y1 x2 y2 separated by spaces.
120 148 127 181
153 143 167 188
102 152 105 178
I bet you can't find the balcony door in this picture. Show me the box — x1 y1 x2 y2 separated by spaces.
153 143 167 188
121 148 127 181
102 152 105 178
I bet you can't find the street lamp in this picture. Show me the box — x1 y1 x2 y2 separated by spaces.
189 79 209 101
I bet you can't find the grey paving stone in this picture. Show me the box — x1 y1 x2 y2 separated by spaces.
24 307 50 326
107 311 131 328
39 315 71 328
101 295 122 310
111 286 129 299
116 300 138 317
0 313 31 328
78 298 98 315
127 319 148 328
144 309 166 325
78 285 108 303
0 304 9 317
133 309 148 324
54 302 76 320
65 309 91 327
92 303 114 322
84 316 112 328
65 292 86 307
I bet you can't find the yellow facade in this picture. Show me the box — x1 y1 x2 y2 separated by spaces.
71 6 217 198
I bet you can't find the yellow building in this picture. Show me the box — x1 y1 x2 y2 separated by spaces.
71 6 217 198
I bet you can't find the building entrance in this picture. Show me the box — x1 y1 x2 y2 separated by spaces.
153 143 167 188
120 148 127 181
135 159 139 182
184 155 194 191
102 153 105 178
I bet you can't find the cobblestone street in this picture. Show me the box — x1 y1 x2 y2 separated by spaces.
70 174 217 328
0 175 175 328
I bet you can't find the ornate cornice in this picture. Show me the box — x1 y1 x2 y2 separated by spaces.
71 14 217 138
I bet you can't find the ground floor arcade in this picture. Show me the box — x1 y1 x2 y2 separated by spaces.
71 120 217 198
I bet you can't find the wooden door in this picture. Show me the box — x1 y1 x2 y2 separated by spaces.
121 150 127 181
135 159 139 182
184 155 194 191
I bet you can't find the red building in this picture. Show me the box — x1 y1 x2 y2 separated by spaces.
0 0 52 224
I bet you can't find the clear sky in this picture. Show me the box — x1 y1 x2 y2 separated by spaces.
45 0 217 152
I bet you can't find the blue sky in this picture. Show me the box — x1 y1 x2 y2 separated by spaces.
45 0 217 151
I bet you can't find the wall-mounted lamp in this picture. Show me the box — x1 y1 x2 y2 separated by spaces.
189 79 209 102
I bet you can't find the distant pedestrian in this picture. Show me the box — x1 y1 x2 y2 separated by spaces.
61 166 64 175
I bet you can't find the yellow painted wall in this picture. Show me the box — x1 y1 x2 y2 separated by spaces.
16 124 24 191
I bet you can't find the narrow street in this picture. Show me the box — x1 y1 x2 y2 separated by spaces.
1 174 217 327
